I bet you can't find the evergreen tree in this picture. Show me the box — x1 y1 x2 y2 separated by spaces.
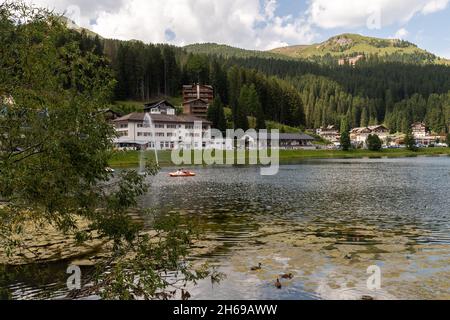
207 96 227 132
404 131 418 151
210 60 228 105
340 131 351 151
340 116 350 133
367 134 382 151
235 85 250 130
255 103 266 131
185 53 209 84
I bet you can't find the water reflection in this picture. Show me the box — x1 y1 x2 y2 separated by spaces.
142 157 450 300
3 157 450 300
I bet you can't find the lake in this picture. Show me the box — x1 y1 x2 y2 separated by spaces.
3 157 450 300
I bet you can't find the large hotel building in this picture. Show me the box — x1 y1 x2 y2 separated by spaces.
113 100 212 150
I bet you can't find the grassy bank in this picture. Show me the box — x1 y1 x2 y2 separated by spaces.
109 147 450 168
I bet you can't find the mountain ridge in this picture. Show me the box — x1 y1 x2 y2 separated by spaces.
186 33 450 65
60 18 449 66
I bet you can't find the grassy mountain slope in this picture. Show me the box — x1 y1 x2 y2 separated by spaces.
271 33 450 65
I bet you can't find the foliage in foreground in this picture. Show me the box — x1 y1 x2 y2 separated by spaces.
0 1 218 300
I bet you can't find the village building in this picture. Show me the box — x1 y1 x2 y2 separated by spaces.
241 133 315 150
350 125 390 146
182 84 214 118
183 98 209 118
411 122 439 146
112 108 212 150
316 125 340 143
411 122 427 138
182 84 214 104
143 100 176 115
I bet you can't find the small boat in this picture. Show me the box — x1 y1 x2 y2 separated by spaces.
169 170 196 177
105 167 115 173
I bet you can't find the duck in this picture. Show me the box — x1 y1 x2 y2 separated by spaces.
275 278 282 289
181 289 191 301
250 263 262 271
280 273 293 280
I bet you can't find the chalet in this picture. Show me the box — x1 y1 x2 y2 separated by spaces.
411 122 439 146
182 84 214 105
350 125 389 145
143 100 176 115
183 98 209 118
316 125 340 143
112 112 211 150
411 122 427 138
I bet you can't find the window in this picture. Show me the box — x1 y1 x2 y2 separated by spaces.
166 132 174 137
155 124 165 129
138 132 152 137
185 124 194 130
167 124 177 129
118 131 128 137
156 132 165 137
119 124 128 129
160 142 164 149
137 123 144 128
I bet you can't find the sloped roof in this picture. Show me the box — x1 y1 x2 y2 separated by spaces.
144 100 175 110
183 98 209 105
368 125 389 131
182 84 213 89
350 127 372 134
113 112 211 124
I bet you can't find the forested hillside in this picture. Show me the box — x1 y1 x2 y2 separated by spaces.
76 30 450 134
184 43 293 61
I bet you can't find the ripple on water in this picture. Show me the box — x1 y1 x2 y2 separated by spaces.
5 158 450 299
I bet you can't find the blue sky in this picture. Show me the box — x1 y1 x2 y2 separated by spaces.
273 0 450 58
23 0 450 58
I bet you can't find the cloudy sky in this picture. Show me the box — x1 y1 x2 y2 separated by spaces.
20 0 450 58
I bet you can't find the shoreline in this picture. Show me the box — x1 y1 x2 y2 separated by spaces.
109 148 450 168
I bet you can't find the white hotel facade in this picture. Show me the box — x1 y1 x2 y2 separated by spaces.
112 101 215 150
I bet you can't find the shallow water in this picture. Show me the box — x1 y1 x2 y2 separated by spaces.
3 157 450 300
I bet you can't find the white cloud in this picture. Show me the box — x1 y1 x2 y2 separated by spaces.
20 0 450 50
306 0 449 29
22 0 316 50
393 28 409 39
422 0 450 13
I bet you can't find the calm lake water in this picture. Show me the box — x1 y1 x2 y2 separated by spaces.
4 156 450 300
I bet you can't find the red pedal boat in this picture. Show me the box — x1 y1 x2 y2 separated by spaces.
169 170 196 177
